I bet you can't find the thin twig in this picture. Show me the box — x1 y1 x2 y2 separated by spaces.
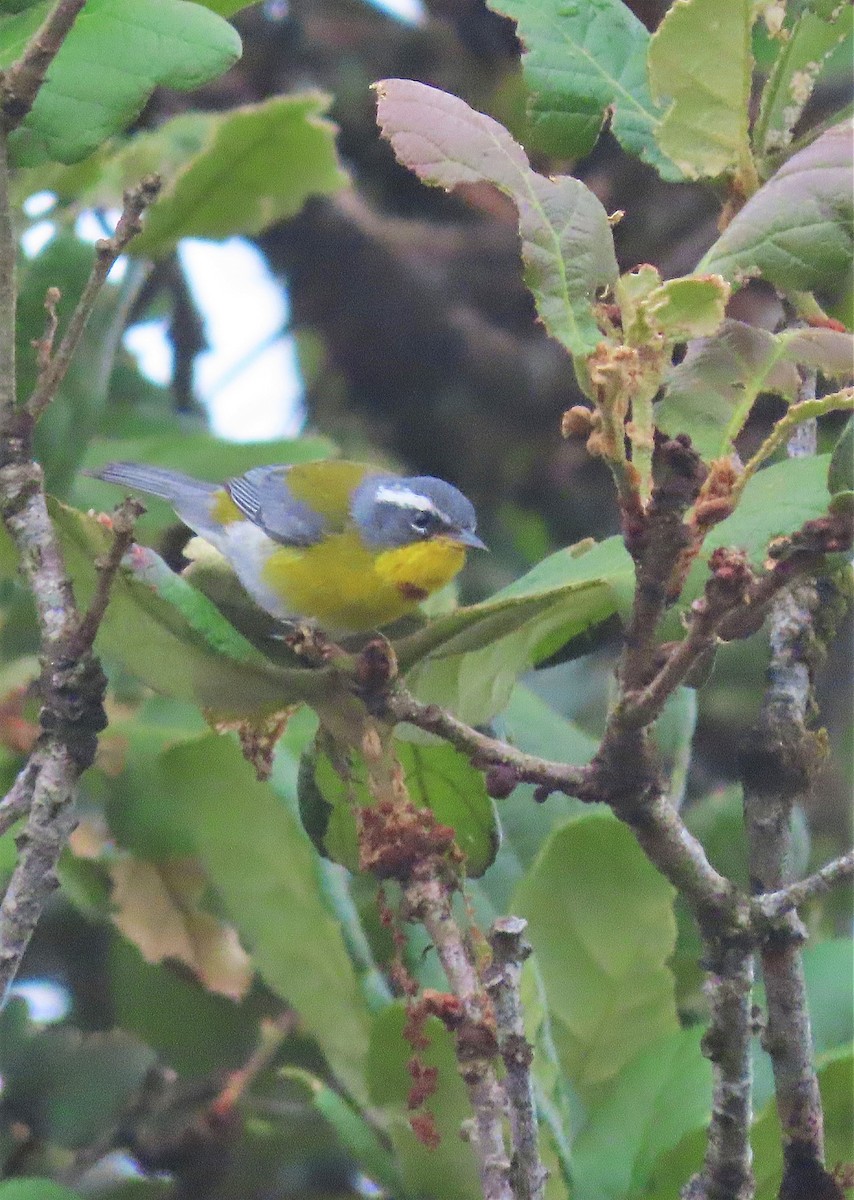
405 873 512 1200
485 918 547 1200
33 285 61 375
388 690 588 794
755 850 854 922
26 175 161 420
0 0 87 130
67 496 145 658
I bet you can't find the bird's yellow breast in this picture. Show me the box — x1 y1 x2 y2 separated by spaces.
261 532 466 632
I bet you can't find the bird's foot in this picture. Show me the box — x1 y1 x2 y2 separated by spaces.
279 621 341 666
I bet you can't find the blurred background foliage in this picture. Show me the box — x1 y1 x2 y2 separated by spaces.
0 0 850 1197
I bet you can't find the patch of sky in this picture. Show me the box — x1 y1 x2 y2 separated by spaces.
178 238 305 442
22 210 307 442
264 0 426 24
10 977 71 1023
363 0 426 24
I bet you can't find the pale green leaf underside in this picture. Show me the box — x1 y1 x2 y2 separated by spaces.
648 0 754 180
375 79 618 359
131 94 347 258
699 121 853 293
487 0 680 179
0 0 241 166
515 812 678 1100
571 1026 711 1200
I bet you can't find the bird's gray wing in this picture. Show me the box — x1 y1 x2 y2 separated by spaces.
226 466 327 547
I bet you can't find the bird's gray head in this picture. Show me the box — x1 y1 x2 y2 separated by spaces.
351 474 486 550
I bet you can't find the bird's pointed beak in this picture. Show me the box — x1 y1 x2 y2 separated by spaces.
455 529 488 551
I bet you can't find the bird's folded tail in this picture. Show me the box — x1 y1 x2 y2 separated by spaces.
86 462 219 502
85 462 227 540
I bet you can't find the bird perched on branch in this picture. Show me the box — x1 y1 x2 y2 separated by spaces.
88 459 485 635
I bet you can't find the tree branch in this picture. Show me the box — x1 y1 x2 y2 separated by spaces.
0 740 79 998
0 0 87 130
385 686 737 935
364 360 854 1200
485 918 547 1200
0 140 155 1001
0 134 14 423
386 690 588 795
685 944 755 1200
741 576 830 1188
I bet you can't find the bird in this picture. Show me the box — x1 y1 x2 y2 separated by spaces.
88 459 486 635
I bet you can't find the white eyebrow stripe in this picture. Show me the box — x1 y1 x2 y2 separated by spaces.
375 485 450 522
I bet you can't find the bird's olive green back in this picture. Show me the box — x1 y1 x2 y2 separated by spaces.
285 460 373 526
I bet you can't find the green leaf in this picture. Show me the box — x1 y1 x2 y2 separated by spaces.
660 453 835 640
485 0 680 178
514 812 678 1100
308 739 499 878
656 321 854 461
375 78 618 359
641 276 730 341
648 0 755 182
829 415 854 494
0 0 242 166
754 3 853 164
367 1003 481 1200
0 1185 83 1200
805 939 854 1052
130 94 347 259
397 536 633 724
165 734 374 1105
571 1026 711 1200
699 121 853 294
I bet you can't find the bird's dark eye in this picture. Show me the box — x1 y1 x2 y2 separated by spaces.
411 511 434 535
